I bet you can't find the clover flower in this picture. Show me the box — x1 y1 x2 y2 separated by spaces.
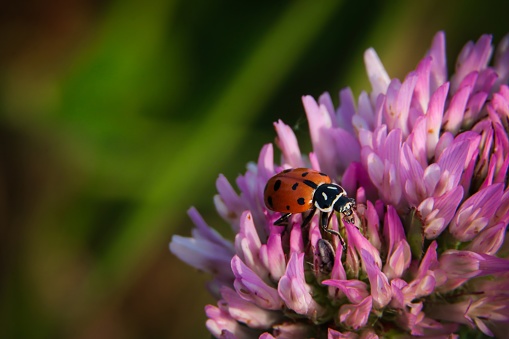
170 32 509 338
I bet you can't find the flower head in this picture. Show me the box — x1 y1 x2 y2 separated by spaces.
171 31 509 338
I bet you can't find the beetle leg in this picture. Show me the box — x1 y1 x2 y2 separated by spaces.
320 211 330 230
274 213 292 226
320 211 346 247
301 206 317 228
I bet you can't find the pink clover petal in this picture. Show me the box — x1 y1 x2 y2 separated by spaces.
342 162 378 202
259 233 286 282
220 287 283 329
364 201 382 251
273 120 305 168
466 222 507 255
495 33 509 87
361 249 391 308
443 85 472 134
303 95 337 177
336 87 356 133
187 207 236 251
231 255 283 310
328 328 358 339
364 48 390 105
235 211 266 278
339 296 373 330
384 240 411 280
356 91 375 131
439 251 509 292
345 222 382 268
394 72 419 137
363 150 384 189
422 185 463 239
412 56 432 115
424 82 449 159
449 183 504 241
215 175 245 227
383 205 406 258
272 322 314 338
493 189 509 225
382 206 411 278
205 305 247 338
400 143 426 206
278 253 323 317
170 235 234 279
464 91 489 128
390 279 406 309
332 127 361 173
322 279 370 304
289 221 304 255
416 241 439 279
318 92 338 126
434 140 471 196
451 35 493 93
428 31 448 92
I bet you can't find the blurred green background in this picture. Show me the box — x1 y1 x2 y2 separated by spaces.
0 0 508 338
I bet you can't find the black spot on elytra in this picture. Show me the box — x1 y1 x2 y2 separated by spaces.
286 205 290 210
319 172 328 177
303 179 318 189
297 197 305 205
301 172 309 177
264 183 268 192
292 183 299 190
267 196 273 208
282 169 292 173
274 180 282 191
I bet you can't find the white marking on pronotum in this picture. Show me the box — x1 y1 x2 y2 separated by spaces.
329 186 338 190
322 192 328 200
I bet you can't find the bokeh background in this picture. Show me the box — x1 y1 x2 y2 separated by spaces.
1 0 508 338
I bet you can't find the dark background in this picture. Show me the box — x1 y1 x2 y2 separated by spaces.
0 0 508 338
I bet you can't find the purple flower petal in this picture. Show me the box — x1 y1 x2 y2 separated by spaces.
259 232 286 281
364 48 390 105
495 33 509 88
361 249 391 308
302 95 337 177
323 279 369 304
443 84 472 134
220 287 283 329
332 127 361 173
345 222 382 269
339 296 373 330
412 56 432 115
336 87 356 133
449 183 504 241
273 120 305 168
328 328 358 339
235 211 266 279
450 34 493 93
205 304 254 338
439 250 509 292
231 255 283 310
214 175 245 228
425 82 449 159
428 31 448 92
278 253 324 317
466 222 507 255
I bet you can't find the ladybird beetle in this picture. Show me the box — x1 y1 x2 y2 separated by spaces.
263 168 355 235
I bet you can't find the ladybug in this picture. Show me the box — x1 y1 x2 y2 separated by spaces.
263 168 355 235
